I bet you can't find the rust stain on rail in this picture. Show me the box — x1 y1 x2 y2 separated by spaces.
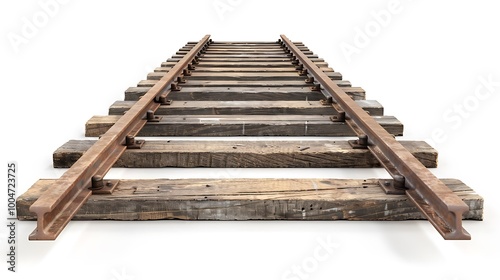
28 35 212 240
280 35 470 240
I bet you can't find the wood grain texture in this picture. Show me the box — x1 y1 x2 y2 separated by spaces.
17 178 483 221
162 61 329 68
178 45 310 50
155 66 335 73
85 115 403 137
172 54 319 59
177 50 314 55
53 140 436 168
189 41 305 44
108 100 383 116
180 45 309 49
124 86 365 101
146 71 342 81
167 57 326 63
137 80 351 88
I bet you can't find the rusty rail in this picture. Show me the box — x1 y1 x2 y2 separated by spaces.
280 35 471 240
29 35 211 240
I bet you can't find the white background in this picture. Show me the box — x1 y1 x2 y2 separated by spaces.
1 0 499 279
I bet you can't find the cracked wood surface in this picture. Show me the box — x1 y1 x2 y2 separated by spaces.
17 179 483 221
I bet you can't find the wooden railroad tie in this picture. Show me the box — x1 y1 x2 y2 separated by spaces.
18 35 483 241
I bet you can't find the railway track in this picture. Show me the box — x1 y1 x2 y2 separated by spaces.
17 35 483 241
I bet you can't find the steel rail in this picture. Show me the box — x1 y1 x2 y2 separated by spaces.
29 35 211 240
280 35 471 240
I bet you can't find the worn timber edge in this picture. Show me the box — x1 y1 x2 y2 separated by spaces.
108 100 383 116
85 115 403 137
17 178 483 221
124 86 366 101
53 140 438 168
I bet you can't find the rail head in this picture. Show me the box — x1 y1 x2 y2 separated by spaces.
28 35 211 240
280 34 470 240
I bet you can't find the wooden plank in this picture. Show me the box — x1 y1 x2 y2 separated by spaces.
199 42 289 44
192 41 305 45
154 67 335 73
124 86 366 101
179 45 309 50
181 46 308 49
108 100 383 116
17 178 483 221
169 57 325 63
178 50 313 54
162 61 329 68
173 54 319 59
137 80 352 87
53 140 437 168
146 71 342 81
85 115 403 137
